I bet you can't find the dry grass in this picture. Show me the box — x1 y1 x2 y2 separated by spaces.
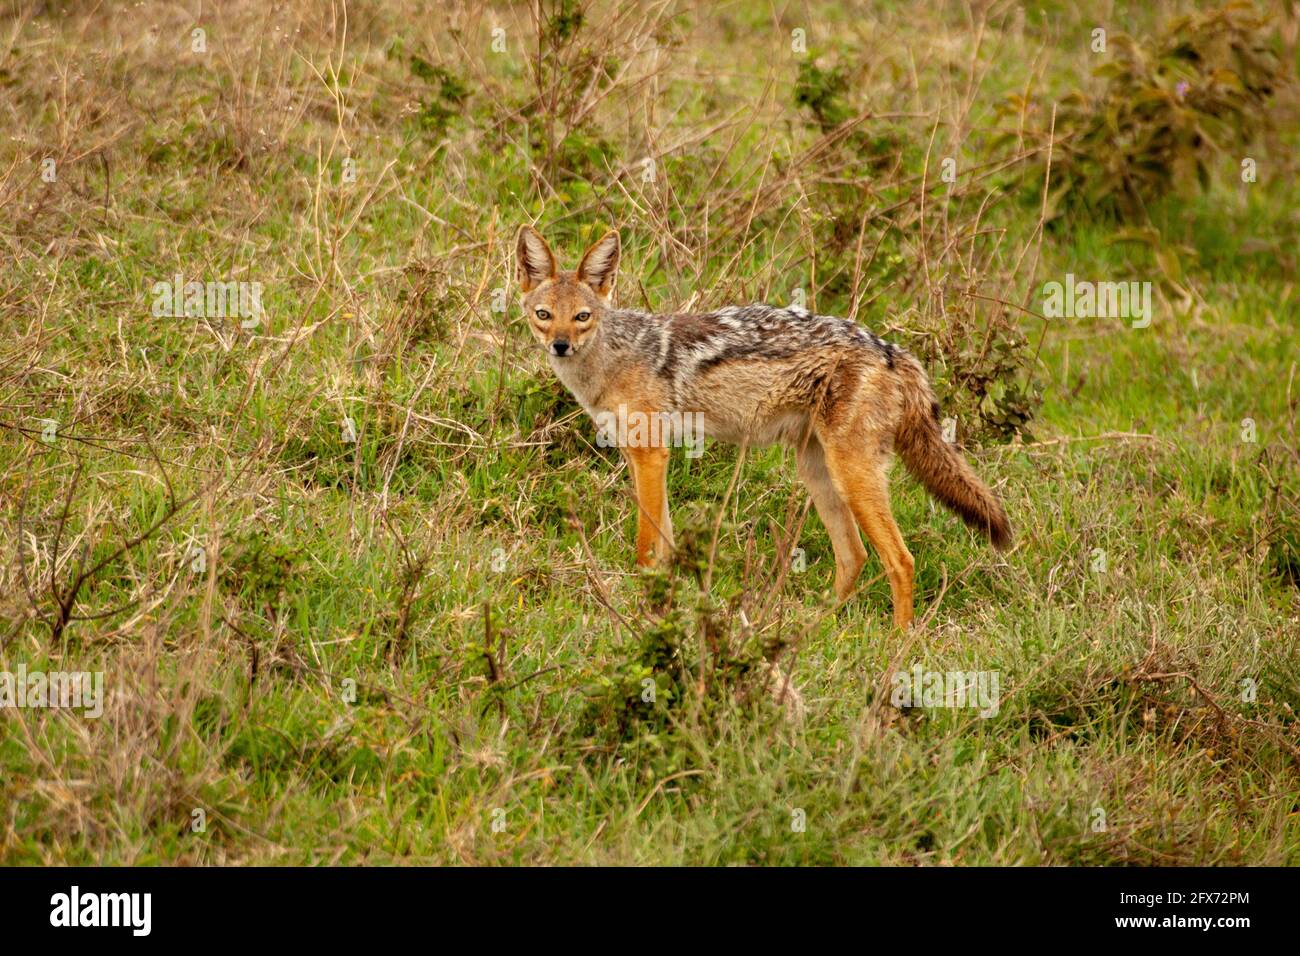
0 0 1296 865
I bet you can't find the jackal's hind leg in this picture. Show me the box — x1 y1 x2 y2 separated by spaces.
820 442 915 628
796 437 868 601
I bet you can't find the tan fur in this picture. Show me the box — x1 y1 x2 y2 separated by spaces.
515 225 1013 629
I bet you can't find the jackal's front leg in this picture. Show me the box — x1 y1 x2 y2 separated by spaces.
626 445 672 567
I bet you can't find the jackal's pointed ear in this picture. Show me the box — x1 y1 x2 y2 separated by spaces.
516 225 557 292
577 229 620 298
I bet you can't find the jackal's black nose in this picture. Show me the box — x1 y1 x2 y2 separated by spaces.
551 339 570 356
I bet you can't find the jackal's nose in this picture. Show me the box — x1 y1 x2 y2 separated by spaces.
550 339 570 356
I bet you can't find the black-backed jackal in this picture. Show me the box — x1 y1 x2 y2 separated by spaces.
516 225 1012 628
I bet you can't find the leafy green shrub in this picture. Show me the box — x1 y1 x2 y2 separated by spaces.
1000 2 1291 221
543 0 586 44
220 530 302 607
905 297 1044 445
576 507 794 769
402 53 470 140
794 59 853 133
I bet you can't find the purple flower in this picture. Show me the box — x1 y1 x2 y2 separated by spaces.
1175 81 1190 98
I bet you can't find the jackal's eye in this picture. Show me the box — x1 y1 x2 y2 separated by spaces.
534 308 551 321
574 311 591 323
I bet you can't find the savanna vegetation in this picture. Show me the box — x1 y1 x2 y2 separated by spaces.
0 0 1297 864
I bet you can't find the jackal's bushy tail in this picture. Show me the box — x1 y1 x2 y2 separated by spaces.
893 353 1012 550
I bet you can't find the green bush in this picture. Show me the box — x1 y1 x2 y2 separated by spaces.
1000 2 1291 221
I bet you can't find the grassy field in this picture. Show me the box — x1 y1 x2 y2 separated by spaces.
1 0 1297 865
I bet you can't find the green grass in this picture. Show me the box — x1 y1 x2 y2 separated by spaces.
0 0 1296 865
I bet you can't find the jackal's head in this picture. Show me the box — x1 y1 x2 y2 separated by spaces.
515 225 619 358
